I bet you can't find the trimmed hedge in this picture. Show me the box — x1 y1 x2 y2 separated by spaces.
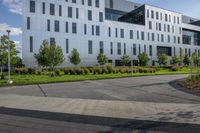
14 66 158 76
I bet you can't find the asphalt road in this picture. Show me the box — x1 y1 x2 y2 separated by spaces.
0 74 199 103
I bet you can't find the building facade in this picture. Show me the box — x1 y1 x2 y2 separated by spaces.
22 0 200 67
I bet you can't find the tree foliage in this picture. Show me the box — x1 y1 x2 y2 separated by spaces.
68 48 81 65
183 55 190 66
138 52 149 66
120 55 131 66
97 53 108 66
0 35 20 66
34 40 65 69
157 54 168 67
192 52 200 66
172 56 180 65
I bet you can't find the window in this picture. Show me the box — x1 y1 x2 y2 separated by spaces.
95 0 99 7
108 27 111 37
141 32 145 40
124 43 126 55
133 44 137 55
147 9 149 18
117 43 121 55
120 29 124 38
27 17 30 30
96 26 100 36
88 0 92 6
144 45 146 53
174 36 176 43
42 2 45 14
82 0 84 5
148 32 150 41
99 41 104 53
159 23 161 31
72 23 77 34
72 0 76 3
30 36 33 52
130 30 133 39
99 12 103 22
84 24 87 35
137 31 139 40
152 33 155 41
168 35 170 43
149 45 152 56
157 34 160 42
115 28 118 38
47 19 50 31
59 5 62 16
92 25 94 35
68 7 72 18
110 0 113 8
88 40 93 54
165 14 168 21
76 8 79 18
156 12 159 20
30 0 35 13
167 25 170 32
161 34 164 42
110 42 113 55
149 21 152 29
66 39 69 53
54 20 59 32
151 10 154 19
88 10 92 20
139 44 141 54
177 17 180 24
66 22 68 33
50 37 55 45
50 4 55 15
160 13 162 20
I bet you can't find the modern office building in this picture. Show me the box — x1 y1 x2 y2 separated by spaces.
22 0 200 67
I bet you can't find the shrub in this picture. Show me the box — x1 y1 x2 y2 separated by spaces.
83 68 89 75
171 66 180 71
36 70 42 75
15 68 28 75
102 67 108 74
138 68 144 73
28 68 36 74
93 67 103 75
55 69 61 76
106 65 114 74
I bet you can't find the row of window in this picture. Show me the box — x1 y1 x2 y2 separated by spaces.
30 0 102 21
149 21 182 34
147 9 180 24
29 36 200 58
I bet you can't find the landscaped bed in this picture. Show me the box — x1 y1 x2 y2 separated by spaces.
0 66 198 87
179 74 200 91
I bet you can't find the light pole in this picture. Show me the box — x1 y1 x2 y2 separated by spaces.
131 47 133 76
6 30 13 84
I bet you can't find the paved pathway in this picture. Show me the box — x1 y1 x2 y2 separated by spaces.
0 74 199 103
0 74 200 133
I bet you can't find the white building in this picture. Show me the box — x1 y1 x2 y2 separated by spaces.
22 0 200 67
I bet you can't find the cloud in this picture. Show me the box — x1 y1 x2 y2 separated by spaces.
2 0 22 15
0 23 22 36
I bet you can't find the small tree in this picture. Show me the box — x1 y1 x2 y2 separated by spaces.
120 55 131 66
172 56 180 66
192 52 200 66
34 40 50 68
138 52 150 66
183 55 190 66
157 54 168 67
48 43 65 71
97 53 108 66
179 48 184 65
69 48 81 66
34 40 65 74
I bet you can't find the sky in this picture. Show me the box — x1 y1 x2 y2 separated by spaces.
0 0 200 55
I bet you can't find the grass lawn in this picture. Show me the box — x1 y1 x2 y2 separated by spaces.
0 67 198 87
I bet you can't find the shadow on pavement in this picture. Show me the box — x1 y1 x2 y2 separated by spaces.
0 107 200 133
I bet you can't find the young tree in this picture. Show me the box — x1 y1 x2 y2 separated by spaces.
97 53 108 66
183 55 190 66
120 55 131 66
68 48 81 66
179 48 184 65
157 54 168 67
172 56 180 66
192 52 200 66
138 52 150 66
34 40 50 68
34 40 65 71
48 43 65 71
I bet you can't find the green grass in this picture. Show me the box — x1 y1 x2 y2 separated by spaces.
0 67 198 87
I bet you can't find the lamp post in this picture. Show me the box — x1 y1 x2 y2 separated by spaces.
6 30 13 84
131 47 133 76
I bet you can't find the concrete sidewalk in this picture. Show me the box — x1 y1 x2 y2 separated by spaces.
0 94 200 125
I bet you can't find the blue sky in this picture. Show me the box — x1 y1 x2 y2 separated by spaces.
0 0 200 53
